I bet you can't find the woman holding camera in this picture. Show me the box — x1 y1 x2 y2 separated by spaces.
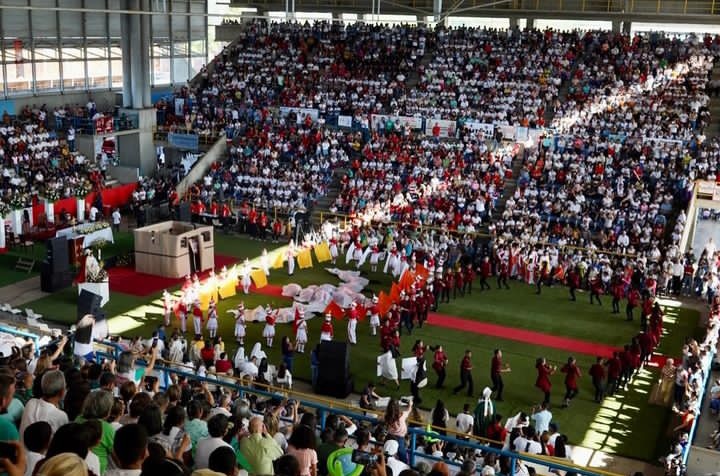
384 398 412 463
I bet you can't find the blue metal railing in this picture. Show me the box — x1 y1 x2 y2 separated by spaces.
91 345 619 476
683 344 717 465
0 325 39 356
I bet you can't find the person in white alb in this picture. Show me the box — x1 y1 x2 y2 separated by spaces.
234 302 246 345
19 370 69 442
194 414 232 470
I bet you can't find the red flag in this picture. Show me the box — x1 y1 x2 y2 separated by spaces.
378 291 392 316
389 282 401 303
293 307 301 334
323 301 345 319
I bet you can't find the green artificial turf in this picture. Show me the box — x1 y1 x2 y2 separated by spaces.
16 234 702 463
0 253 39 286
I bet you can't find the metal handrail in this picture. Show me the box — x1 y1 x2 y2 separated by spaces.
91 346 622 476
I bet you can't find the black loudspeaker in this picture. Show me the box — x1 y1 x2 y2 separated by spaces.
46 237 69 273
77 290 102 320
316 342 353 398
178 202 191 222
40 264 73 292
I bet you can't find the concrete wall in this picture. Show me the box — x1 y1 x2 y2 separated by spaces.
176 134 227 197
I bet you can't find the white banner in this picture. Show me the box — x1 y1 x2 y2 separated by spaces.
464 121 495 136
425 119 457 138
370 114 423 131
279 107 320 124
174 98 184 116
515 126 529 142
499 125 516 140
337 115 352 128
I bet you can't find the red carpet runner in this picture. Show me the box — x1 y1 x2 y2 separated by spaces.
108 255 238 297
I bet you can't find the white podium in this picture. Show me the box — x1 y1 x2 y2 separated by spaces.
78 281 110 307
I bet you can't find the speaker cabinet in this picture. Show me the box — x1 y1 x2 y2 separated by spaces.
40 263 73 292
316 342 353 398
46 237 69 273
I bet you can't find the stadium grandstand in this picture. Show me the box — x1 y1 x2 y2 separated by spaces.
1 1 720 476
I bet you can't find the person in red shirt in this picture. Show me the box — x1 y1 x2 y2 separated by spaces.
561 356 582 408
567 266 580 301
637 330 653 366
272 218 283 242
589 356 606 403
496 260 509 290
215 352 232 373
220 202 232 230
486 414 508 449
535 262 549 295
589 274 603 306
453 350 474 397
247 207 258 238
479 257 492 291
443 272 453 303
626 288 640 321
258 211 269 240
432 345 448 388
605 351 622 396
200 340 215 368
535 357 556 405
454 269 464 298
490 348 511 401
611 277 624 314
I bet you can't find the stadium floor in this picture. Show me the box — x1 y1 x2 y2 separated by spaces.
11 233 703 464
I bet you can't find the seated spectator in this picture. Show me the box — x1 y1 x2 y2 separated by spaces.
195 414 232 470
19 370 68 442
239 416 283 476
107 424 149 476
23 421 52 476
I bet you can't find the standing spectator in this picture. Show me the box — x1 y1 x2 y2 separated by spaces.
105 423 148 476
195 415 232 470
455 403 474 439
530 403 552 435
384 398 412 463
205 446 239 476
77 389 116 475
0 374 20 441
19 370 68 442
239 416 283 476
286 425 318 476
23 421 51 476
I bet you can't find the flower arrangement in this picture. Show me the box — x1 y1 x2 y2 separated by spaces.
79 222 111 234
9 194 29 211
42 187 61 202
74 181 91 198
0 202 10 217
86 267 109 283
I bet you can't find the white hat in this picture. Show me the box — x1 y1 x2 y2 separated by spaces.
383 440 399 456
325 314 332 320
372 295 379 303
351 302 357 308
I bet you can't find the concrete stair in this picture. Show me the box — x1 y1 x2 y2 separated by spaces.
310 167 347 225
706 64 720 140
406 49 435 89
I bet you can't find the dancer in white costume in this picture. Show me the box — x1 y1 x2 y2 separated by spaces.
347 302 359 345
240 259 252 294
162 290 173 326
234 302 246 345
295 308 308 353
320 314 334 341
369 245 381 272
329 238 339 264
368 295 381 336
287 241 296 276
192 302 203 336
260 249 270 276
377 351 400 387
263 308 277 347
384 244 399 274
206 299 218 339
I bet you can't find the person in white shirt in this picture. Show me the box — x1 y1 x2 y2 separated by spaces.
112 208 121 232
455 403 474 436
23 420 52 476
383 439 410 476
530 402 552 434
513 426 542 455
19 370 69 442
105 423 148 476
194 414 232 470
89 205 99 222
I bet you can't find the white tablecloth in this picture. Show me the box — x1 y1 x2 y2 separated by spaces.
56 225 114 248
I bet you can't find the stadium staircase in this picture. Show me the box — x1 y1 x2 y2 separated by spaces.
310 167 347 226
706 63 720 140
405 49 435 89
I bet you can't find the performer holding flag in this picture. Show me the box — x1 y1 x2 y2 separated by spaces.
295 307 308 353
368 295 381 336
206 298 218 339
176 299 188 333
264 308 277 347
